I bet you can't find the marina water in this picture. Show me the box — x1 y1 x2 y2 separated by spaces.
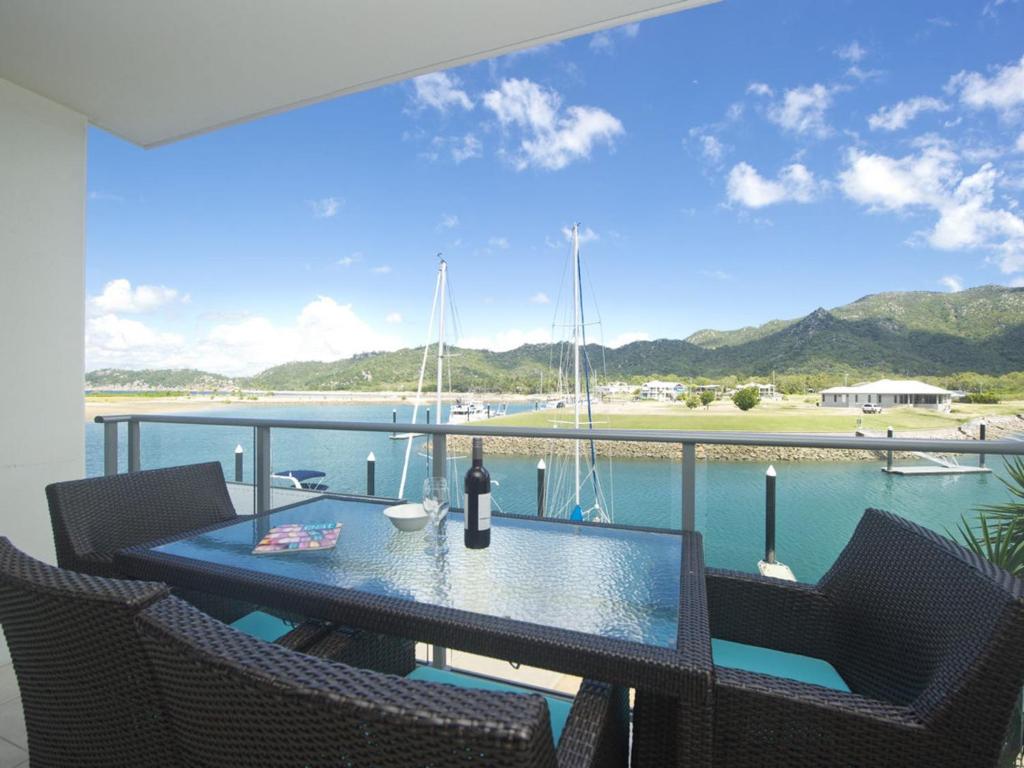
85 402 1019 582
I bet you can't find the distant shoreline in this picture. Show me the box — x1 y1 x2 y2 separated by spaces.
83 390 530 422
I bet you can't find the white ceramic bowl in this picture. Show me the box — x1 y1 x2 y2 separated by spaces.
383 503 429 532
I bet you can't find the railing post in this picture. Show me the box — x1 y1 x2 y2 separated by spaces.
764 465 777 564
682 442 696 532
537 459 547 517
432 432 447 481
392 408 397 437
366 452 376 495
255 426 271 515
431 431 448 670
426 408 431 425
234 444 244 482
979 421 987 468
886 426 894 472
103 421 119 476
127 420 141 473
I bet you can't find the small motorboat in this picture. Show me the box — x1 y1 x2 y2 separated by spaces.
271 469 328 491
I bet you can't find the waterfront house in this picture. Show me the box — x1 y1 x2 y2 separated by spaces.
640 380 686 400
739 382 777 400
819 379 954 411
693 384 722 396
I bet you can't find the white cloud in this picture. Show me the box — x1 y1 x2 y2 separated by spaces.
309 197 341 218
868 96 949 131
86 296 404 376
385 312 403 324
699 269 732 281
437 213 459 230
839 140 1024 273
338 252 361 267
608 331 651 348
700 134 725 162
726 162 824 208
372 265 393 274
90 279 184 314
946 55 1024 119
86 314 186 369
835 41 866 63
561 225 599 243
530 292 551 304
1015 133 1024 153
458 327 550 351
589 22 639 54
747 82 773 97
767 84 834 138
482 78 624 171
846 66 884 82
488 236 510 249
452 134 482 163
88 190 124 202
411 71 473 112
589 32 614 53
838 139 959 210
939 275 964 292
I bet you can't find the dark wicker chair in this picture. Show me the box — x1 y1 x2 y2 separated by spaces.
136 593 631 768
0 536 178 767
46 462 415 674
703 508 1024 767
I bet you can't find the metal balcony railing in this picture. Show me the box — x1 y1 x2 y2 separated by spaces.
94 413 1024 532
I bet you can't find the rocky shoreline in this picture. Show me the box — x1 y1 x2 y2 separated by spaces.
450 414 1024 463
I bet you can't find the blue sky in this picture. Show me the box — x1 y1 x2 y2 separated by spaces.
86 0 1024 375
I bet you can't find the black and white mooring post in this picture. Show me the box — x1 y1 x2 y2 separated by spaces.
366 451 376 496
426 408 431 425
234 444 244 482
536 459 547 517
391 408 397 436
886 426 894 472
979 420 987 468
757 465 795 581
764 464 776 564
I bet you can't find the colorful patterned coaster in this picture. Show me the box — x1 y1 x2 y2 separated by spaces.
252 522 343 555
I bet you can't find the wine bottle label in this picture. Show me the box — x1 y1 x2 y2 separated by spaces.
464 492 492 531
477 493 491 530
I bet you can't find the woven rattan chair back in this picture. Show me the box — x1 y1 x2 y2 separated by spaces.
137 595 561 768
46 462 236 576
819 509 1024 733
0 537 178 767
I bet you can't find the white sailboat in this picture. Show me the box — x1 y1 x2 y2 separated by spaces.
543 224 613 523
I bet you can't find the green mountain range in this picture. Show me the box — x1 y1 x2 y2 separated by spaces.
85 285 1024 392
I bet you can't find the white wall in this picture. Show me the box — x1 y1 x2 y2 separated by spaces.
0 79 86 611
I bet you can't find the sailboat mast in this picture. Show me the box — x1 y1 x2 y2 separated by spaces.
398 260 443 499
572 224 581 507
437 259 447 423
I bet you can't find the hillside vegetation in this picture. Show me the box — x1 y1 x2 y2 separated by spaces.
85 285 1024 393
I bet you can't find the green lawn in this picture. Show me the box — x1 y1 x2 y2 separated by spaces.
488 402 1021 433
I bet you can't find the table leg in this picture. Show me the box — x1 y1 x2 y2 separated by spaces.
431 645 448 669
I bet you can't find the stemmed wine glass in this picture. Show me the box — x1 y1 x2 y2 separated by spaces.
422 477 449 555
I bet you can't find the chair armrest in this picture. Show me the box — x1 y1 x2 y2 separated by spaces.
557 680 630 768
714 667 928 764
707 568 836 659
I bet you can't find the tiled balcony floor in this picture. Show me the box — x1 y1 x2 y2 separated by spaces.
0 665 27 767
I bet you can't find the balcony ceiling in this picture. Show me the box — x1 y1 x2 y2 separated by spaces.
0 0 716 148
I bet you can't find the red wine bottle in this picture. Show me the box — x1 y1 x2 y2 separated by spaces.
464 437 491 549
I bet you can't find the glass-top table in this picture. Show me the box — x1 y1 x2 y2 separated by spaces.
117 496 710 697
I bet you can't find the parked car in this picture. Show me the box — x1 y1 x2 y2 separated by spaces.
862 402 883 414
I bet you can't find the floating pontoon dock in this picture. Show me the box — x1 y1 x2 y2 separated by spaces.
882 465 991 476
